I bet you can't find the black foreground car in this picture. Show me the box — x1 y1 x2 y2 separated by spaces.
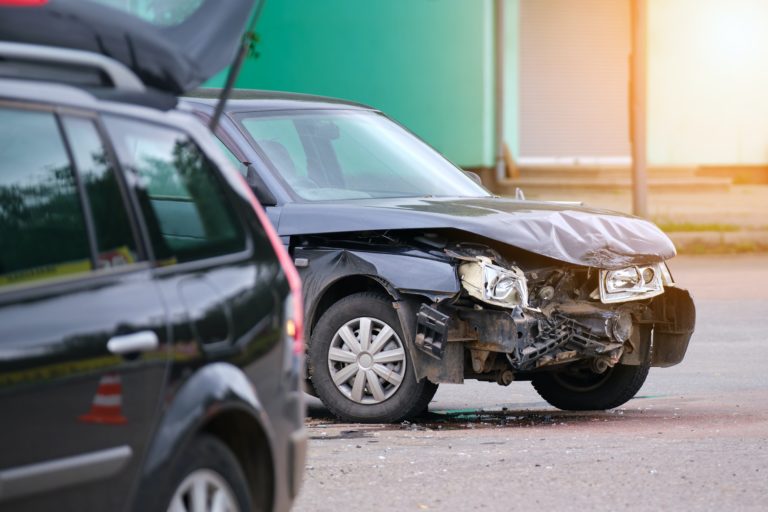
183 91 696 424
0 1 306 511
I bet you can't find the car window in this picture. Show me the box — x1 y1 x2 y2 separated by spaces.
62 116 139 268
0 107 92 288
214 137 247 175
104 116 246 265
91 0 204 26
239 110 489 202
241 117 309 180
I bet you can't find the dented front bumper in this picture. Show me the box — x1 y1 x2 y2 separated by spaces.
408 285 695 384
650 286 696 367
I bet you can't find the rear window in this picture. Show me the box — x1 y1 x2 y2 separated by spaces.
90 0 204 26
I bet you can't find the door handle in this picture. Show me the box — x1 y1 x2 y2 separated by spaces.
107 331 159 355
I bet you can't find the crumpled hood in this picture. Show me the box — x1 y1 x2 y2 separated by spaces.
276 197 676 269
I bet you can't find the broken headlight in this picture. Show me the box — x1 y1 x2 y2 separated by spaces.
599 263 667 303
459 256 528 309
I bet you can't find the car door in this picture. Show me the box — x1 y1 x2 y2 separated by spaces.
0 104 169 510
102 115 283 373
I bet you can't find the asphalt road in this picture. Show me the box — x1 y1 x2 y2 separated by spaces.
293 254 768 512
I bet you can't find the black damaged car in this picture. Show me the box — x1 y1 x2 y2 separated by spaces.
184 90 696 424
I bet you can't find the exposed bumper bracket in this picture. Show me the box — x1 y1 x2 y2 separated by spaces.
414 304 450 359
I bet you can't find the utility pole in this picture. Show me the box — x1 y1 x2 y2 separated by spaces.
494 0 506 185
630 0 649 217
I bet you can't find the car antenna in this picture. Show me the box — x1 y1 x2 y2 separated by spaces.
209 6 262 133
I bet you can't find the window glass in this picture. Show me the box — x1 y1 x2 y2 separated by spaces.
214 137 247 175
239 110 489 202
0 108 92 288
241 117 308 179
105 116 245 264
62 116 138 268
91 0 204 26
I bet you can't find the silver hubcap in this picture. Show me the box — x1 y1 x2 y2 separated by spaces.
168 469 239 512
327 316 407 405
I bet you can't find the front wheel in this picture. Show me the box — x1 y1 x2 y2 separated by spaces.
309 292 438 423
531 361 650 411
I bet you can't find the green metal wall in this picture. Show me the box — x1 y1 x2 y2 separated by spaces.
502 0 520 159
207 0 497 168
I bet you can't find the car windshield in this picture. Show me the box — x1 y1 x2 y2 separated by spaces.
238 110 490 202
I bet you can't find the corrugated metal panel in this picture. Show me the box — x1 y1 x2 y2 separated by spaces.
519 0 631 159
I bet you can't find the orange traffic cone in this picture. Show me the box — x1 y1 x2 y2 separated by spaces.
78 373 128 425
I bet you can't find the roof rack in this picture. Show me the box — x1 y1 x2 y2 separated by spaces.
0 42 145 93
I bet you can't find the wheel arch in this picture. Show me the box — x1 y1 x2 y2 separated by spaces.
201 408 274 512
308 274 398 338
294 247 460 341
133 363 276 511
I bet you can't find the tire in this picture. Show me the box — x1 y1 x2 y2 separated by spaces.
163 435 251 512
531 361 650 411
308 292 438 423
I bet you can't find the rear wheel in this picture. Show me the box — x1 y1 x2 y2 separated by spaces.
309 292 438 423
165 435 251 512
531 361 650 411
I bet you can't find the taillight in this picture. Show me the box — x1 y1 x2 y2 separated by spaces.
235 173 304 355
284 293 304 356
0 1 48 5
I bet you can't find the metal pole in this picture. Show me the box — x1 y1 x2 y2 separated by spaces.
494 0 507 184
209 39 249 133
630 0 649 217
209 2 264 133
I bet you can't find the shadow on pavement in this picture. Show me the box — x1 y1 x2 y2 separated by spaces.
306 401 650 432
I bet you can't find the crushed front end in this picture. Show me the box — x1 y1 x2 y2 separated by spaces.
294 227 695 416
410 243 695 389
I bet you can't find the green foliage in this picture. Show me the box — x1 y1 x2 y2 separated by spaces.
246 31 261 60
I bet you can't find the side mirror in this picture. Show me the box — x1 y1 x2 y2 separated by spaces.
245 165 277 207
463 170 483 186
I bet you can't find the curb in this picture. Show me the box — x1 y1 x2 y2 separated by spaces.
668 230 768 254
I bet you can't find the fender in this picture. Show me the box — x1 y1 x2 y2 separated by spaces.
131 362 274 511
295 247 462 390
295 246 460 330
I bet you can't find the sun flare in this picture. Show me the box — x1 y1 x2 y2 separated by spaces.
649 0 768 165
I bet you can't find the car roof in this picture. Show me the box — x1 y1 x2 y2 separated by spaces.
0 77 202 133
182 89 376 114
